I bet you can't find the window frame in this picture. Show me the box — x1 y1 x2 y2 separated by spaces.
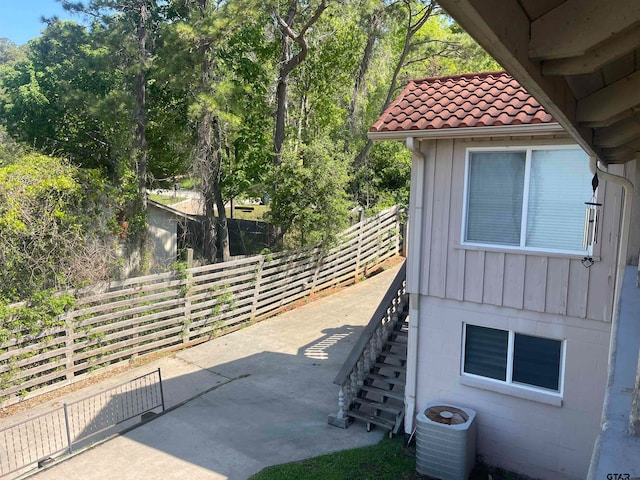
461 144 592 255
461 323 566 399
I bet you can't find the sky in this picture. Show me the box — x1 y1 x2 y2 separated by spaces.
0 1 79 45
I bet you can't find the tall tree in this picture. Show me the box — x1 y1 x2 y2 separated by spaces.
353 0 436 169
272 0 329 165
60 0 162 207
0 38 25 66
346 1 385 149
165 0 273 262
134 0 150 208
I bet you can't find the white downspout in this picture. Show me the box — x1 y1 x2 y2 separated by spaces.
404 136 425 437
588 156 634 478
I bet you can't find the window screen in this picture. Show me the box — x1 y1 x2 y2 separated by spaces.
526 149 592 251
463 325 563 393
512 333 562 391
466 151 525 246
464 325 508 381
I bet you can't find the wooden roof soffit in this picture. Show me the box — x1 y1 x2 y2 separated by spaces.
437 0 640 164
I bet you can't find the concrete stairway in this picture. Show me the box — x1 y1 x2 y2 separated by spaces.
346 316 408 435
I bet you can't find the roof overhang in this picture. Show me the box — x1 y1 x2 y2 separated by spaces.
368 123 565 142
148 199 202 222
437 0 640 165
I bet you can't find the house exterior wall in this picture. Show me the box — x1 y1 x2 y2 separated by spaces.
407 135 623 479
147 205 178 270
415 296 610 480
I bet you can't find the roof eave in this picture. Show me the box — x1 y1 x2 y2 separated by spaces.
148 199 202 222
368 123 565 142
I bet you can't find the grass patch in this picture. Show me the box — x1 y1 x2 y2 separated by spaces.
179 177 197 190
249 436 419 480
148 194 267 220
248 434 534 480
148 193 188 205
229 204 269 221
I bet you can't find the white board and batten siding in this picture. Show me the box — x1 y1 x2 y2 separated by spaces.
411 136 623 323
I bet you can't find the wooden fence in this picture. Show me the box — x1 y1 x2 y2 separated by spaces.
0 207 402 407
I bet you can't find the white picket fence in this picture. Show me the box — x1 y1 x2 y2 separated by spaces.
0 207 402 407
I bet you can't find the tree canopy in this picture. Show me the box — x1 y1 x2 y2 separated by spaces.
0 0 499 294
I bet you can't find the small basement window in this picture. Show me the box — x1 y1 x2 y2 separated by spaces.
463 146 593 254
463 324 563 393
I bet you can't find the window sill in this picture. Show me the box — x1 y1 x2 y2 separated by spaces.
460 374 563 407
454 243 599 262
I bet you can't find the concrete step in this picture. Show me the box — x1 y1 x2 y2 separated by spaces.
384 340 407 349
373 362 406 374
389 330 408 339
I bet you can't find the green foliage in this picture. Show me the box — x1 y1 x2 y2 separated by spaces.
249 436 417 480
267 137 350 247
0 151 119 302
0 291 75 346
0 38 26 66
0 125 25 165
0 0 501 257
353 141 411 211
0 20 131 174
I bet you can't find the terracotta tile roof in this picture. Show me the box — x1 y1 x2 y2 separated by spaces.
370 71 556 133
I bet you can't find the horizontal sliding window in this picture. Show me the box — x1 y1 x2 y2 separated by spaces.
463 324 563 393
464 147 593 254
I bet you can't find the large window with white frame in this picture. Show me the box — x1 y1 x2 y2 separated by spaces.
463 146 593 254
462 324 564 393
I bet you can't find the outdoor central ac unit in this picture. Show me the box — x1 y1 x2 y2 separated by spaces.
415 402 477 480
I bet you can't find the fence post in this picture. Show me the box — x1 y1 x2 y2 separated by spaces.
182 249 194 344
157 368 166 411
394 207 401 256
250 256 264 320
354 216 365 282
376 213 382 262
63 403 73 454
64 312 74 385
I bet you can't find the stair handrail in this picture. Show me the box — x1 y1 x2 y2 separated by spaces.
329 261 407 427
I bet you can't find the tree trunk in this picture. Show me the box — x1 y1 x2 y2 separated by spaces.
273 0 328 165
353 1 434 168
273 57 289 165
134 0 149 209
212 117 230 261
197 106 218 263
215 189 230 261
194 0 230 263
197 115 230 262
273 0 297 166
346 10 381 151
